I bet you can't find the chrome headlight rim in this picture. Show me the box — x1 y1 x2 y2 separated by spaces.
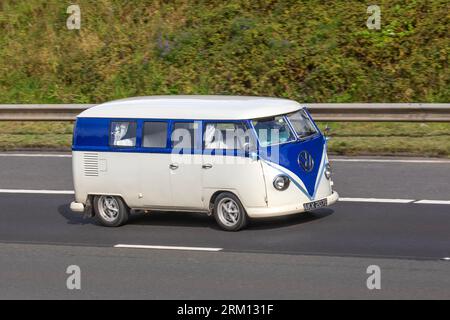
273 175 290 191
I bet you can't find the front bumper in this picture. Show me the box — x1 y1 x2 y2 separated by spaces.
246 191 339 218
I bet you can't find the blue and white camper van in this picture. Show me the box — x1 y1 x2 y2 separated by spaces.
71 96 338 231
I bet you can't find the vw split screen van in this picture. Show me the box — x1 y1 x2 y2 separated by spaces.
70 96 338 231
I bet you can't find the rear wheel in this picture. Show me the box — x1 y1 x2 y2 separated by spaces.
93 195 129 227
213 192 248 231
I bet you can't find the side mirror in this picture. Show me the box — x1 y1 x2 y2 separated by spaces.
243 143 258 161
324 124 331 137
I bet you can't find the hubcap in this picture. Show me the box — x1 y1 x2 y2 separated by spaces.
217 198 240 227
98 196 120 222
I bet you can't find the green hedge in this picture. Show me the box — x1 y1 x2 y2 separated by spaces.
0 0 448 103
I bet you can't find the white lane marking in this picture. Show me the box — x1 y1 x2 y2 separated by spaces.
339 197 415 204
0 189 74 195
414 200 450 205
332 158 450 164
114 244 223 252
0 153 71 158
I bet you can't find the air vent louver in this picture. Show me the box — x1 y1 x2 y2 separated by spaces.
83 153 99 177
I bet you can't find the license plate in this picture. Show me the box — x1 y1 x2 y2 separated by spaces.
303 198 328 211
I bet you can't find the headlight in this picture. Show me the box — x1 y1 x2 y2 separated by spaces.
273 175 290 191
325 163 332 180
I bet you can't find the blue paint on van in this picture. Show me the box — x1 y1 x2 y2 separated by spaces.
259 135 324 198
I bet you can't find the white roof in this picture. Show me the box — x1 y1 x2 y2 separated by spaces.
78 96 303 120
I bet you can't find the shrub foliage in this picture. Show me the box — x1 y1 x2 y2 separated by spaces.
0 0 448 103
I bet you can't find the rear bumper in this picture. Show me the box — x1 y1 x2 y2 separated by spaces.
246 191 339 218
70 201 85 213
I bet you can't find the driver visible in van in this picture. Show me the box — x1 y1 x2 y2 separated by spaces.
112 122 136 147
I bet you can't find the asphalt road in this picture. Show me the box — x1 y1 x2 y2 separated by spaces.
1 243 449 300
0 153 449 299
0 194 449 260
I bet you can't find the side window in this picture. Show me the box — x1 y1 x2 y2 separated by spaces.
110 121 137 147
171 122 197 149
286 110 318 139
203 122 255 150
143 122 168 148
252 116 295 147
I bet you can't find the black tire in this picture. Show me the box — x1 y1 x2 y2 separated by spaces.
93 195 129 227
213 192 248 231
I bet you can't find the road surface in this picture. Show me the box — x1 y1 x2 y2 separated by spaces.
0 153 449 299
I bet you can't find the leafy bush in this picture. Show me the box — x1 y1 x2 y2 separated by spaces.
0 0 448 103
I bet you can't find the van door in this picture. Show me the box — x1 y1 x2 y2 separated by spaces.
140 121 172 207
201 122 267 209
169 121 204 209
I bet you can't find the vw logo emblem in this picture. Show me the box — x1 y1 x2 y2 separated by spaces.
298 151 314 172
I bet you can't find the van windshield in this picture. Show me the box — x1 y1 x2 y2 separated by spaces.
252 109 319 146
286 109 318 139
252 116 296 147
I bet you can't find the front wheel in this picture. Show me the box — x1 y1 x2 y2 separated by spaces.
93 195 129 227
213 192 248 231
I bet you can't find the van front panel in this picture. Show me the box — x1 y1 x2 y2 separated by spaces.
246 111 336 217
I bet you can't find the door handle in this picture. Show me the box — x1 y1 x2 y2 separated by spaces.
169 163 179 170
202 164 213 169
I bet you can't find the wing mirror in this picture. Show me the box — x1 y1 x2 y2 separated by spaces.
243 143 258 161
323 124 331 137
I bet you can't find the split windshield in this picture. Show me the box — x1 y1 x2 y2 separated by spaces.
286 109 318 139
252 109 318 147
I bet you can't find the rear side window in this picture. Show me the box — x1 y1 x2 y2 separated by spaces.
143 122 168 148
110 121 137 147
171 122 197 149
